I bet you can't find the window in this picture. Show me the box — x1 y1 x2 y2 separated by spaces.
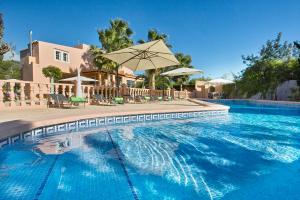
54 49 69 62
127 80 134 88
55 51 61 60
63 52 68 62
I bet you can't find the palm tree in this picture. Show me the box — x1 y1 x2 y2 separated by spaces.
89 45 113 79
159 53 194 90
138 29 171 89
90 19 133 93
99 19 133 52
172 53 194 90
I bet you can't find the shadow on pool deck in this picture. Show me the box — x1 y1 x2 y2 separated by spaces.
0 120 34 140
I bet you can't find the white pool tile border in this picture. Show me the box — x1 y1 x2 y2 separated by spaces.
0 110 228 148
210 99 300 107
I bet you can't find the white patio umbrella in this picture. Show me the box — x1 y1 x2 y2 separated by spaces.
207 78 234 85
161 67 203 76
161 67 203 91
60 76 98 82
101 39 179 94
59 70 98 97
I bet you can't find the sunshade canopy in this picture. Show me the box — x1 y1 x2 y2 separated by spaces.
60 76 98 82
60 70 98 97
161 67 203 76
101 39 180 71
208 78 234 85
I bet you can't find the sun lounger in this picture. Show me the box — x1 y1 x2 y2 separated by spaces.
157 96 163 101
48 94 71 108
165 96 173 101
134 95 149 103
144 96 151 102
124 95 135 103
134 95 143 103
70 96 87 107
112 97 124 104
92 94 109 105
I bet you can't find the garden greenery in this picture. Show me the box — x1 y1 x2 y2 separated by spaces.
224 33 300 100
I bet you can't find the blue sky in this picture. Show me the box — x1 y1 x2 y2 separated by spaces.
1 0 300 78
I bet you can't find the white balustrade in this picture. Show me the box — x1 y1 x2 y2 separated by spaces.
0 79 187 110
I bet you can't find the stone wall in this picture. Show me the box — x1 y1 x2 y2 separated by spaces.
250 80 299 101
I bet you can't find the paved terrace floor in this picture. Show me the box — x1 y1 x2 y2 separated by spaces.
0 99 228 140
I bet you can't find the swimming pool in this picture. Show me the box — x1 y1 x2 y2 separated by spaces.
1 100 300 200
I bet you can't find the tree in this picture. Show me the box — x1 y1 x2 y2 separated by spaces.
42 66 62 82
0 13 10 61
89 45 114 79
98 19 133 52
0 60 21 79
92 19 133 94
138 29 171 89
171 53 194 88
155 76 172 90
232 33 299 99
242 32 293 66
293 41 300 86
158 53 195 90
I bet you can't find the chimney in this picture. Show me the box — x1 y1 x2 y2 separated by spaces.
29 30 33 56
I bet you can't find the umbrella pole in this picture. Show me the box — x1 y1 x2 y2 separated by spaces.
116 65 119 97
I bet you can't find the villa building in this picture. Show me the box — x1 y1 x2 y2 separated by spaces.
20 41 138 86
195 80 223 98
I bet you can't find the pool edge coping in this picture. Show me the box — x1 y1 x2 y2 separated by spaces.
0 102 229 148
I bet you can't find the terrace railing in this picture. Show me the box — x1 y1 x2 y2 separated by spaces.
0 80 190 110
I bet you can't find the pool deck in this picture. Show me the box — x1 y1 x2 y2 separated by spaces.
0 99 229 140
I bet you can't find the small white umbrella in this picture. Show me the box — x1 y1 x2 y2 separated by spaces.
161 67 203 76
206 78 235 99
60 76 98 82
161 67 203 91
60 70 98 97
207 78 234 85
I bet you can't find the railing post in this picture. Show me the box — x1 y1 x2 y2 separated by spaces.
67 85 71 97
29 83 35 106
71 85 75 97
54 84 59 94
113 87 116 98
62 84 66 96
9 82 15 107
38 83 43 104
45 84 49 95
87 86 90 101
101 86 104 97
0 81 4 108
105 86 108 98
171 88 175 99
184 89 188 99
20 82 26 106
90 86 94 102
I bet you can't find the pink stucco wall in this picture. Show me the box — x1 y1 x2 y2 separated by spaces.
21 41 135 84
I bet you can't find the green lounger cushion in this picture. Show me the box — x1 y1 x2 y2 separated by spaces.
114 97 124 104
145 96 151 100
70 97 87 103
157 96 163 101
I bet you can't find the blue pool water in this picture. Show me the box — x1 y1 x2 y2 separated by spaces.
1 100 300 200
